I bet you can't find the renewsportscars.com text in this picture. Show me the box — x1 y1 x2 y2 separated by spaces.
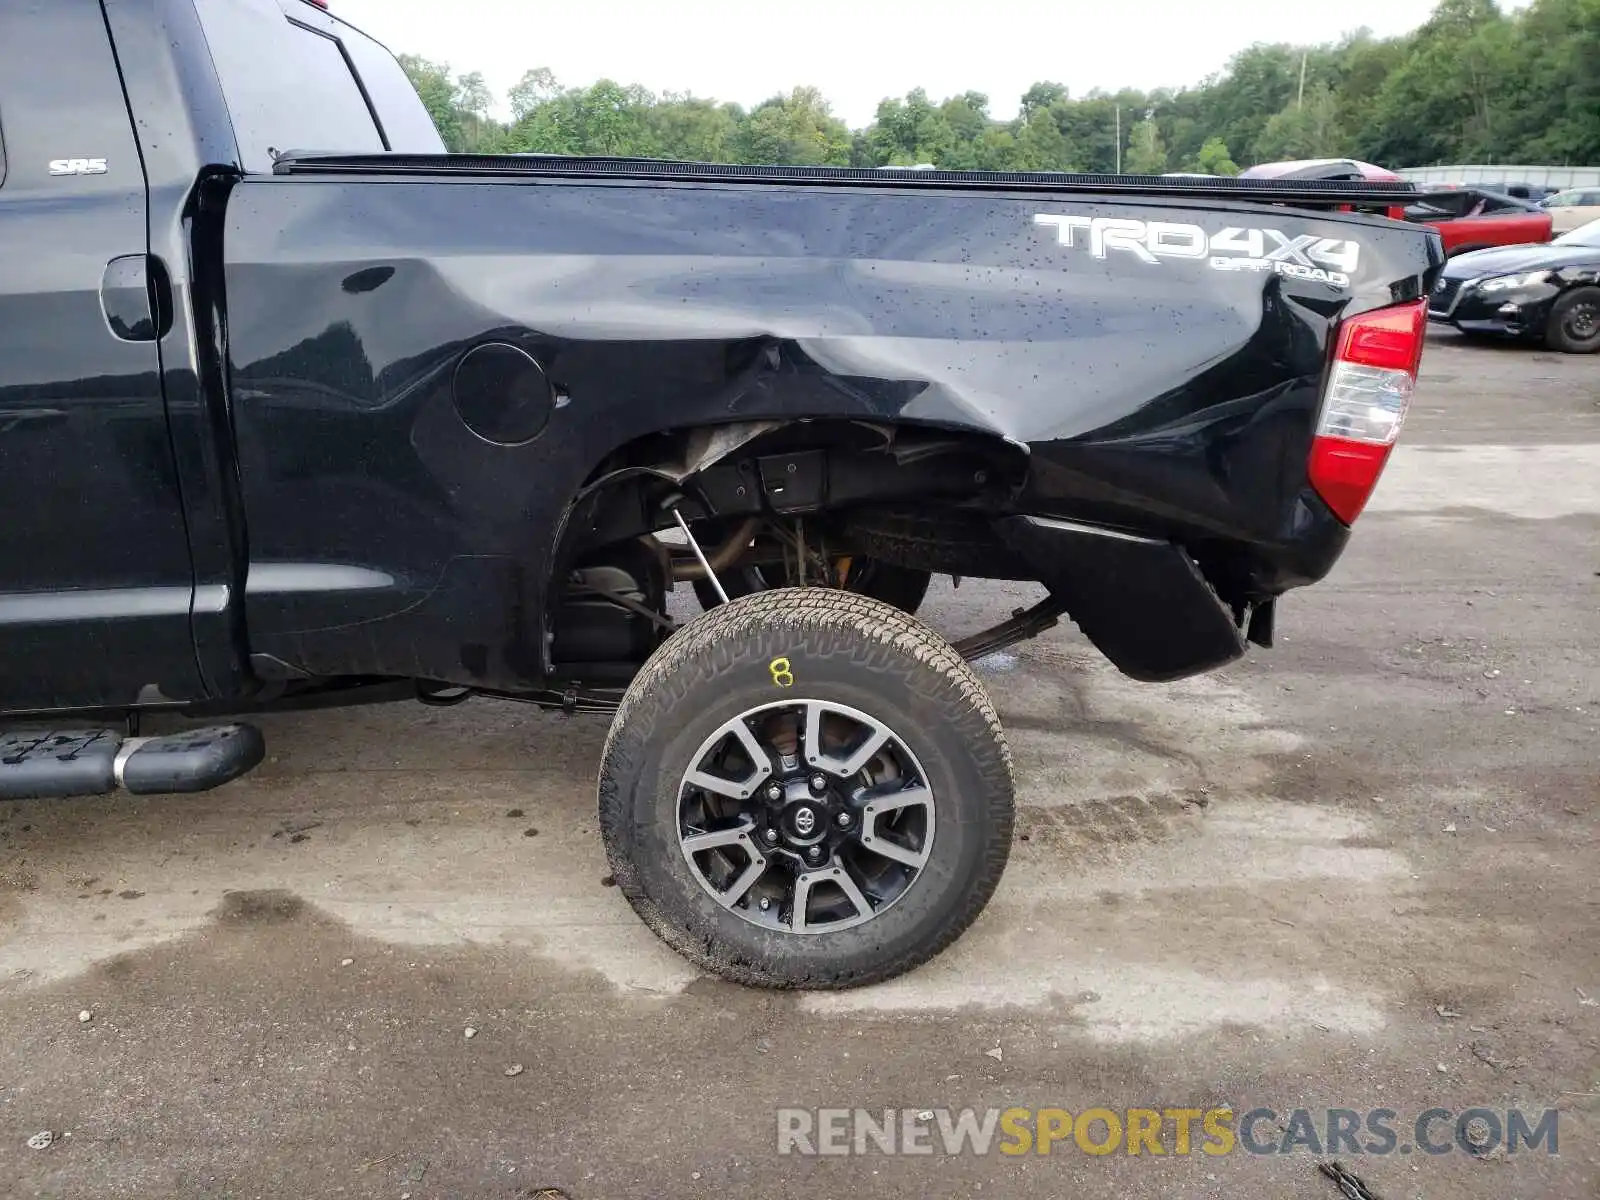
776 1106 1559 1158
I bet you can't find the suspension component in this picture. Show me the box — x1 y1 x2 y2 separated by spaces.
666 496 730 605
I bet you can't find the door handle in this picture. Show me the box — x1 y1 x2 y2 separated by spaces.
100 254 173 343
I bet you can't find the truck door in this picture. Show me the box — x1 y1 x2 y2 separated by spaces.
0 0 204 711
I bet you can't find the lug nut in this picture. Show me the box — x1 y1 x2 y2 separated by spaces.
807 846 822 861
809 773 827 791
836 812 853 829
764 828 779 843
759 897 771 911
766 783 783 802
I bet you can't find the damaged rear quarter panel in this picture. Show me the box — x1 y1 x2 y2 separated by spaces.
223 176 1435 688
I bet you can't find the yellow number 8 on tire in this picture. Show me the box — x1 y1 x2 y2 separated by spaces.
769 657 795 688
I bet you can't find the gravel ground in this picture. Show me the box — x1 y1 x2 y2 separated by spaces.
0 327 1596 1199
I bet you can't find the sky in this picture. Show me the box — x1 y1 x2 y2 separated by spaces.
330 0 1461 129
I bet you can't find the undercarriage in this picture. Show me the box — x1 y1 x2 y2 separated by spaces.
544 418 1259 710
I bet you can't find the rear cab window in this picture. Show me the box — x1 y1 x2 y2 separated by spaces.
193 0 444 173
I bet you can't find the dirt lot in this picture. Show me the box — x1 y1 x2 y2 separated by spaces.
1 329 1596 1199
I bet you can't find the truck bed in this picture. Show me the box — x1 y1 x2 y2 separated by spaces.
223 158 1442 690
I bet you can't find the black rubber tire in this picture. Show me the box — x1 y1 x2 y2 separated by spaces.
599 588 1015 989
1545 287 1600 354
692 557 932 615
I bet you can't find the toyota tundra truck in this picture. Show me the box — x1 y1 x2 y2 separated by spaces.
0 0 1443 988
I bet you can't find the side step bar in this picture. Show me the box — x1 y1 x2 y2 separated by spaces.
0 724 265 801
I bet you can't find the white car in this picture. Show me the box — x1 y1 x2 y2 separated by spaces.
1541 187 1600 234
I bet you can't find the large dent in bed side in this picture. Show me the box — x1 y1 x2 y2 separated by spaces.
420 249 1269 446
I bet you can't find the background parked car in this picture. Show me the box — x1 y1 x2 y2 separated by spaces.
1541 187 1600 234
1238 157 1399 182
1501 182 1558 203
1240 159 1553 255
1428 218 1600 353
1399 186 1554 255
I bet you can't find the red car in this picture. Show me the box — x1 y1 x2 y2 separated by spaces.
1241 159 1553 256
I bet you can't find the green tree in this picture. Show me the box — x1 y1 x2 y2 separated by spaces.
867 88 955 166
973 127 1025 171
392 0 1600 171
1123 116 1168 174
398 54 463 149
736 87 852 165
455 71 492 120
1015 108 1074 170
1253 83 1345 162
1191 136 1240 175
1020 81 1069 115
1053 93 1127 173
1203 44 1303 163
1362 0 1512 164
941 93 990 143
397 57 508 152
1495 0 1600 163
646 95 743 162
509 68 561 121
1327 31 1408 153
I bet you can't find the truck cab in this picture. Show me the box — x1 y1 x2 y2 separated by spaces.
0 0 438 713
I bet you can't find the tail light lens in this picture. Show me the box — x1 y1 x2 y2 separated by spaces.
1308 298 1428 524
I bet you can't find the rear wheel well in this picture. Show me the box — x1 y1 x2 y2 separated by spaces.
544 419 1031 675
558 418 1029 565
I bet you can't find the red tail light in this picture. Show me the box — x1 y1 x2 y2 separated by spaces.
1308 298 1427 524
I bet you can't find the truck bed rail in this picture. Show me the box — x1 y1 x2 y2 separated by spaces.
270 152 1420 209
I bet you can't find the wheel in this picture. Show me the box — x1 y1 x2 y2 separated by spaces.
692 556 932 614
1545 287 1600 353
599 588 1014 988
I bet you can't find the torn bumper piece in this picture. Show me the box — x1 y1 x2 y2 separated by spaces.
996 515 1246 683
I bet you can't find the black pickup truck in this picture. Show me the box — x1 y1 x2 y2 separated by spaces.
0 0 1442 988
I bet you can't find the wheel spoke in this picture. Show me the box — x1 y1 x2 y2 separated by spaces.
864 785 932 816
801 702 827 769
684 768 754 801
804 702 893 777
721 855 768 908
858 833 929 869
683 716 774 801
681 820 756 855
829 864 876 920
683 819 769 910
791 871 818 932
859 785 934 868
833 725 892 777
725 718 776 782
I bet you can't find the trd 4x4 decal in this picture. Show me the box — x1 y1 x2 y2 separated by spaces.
1034 213 1361 289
